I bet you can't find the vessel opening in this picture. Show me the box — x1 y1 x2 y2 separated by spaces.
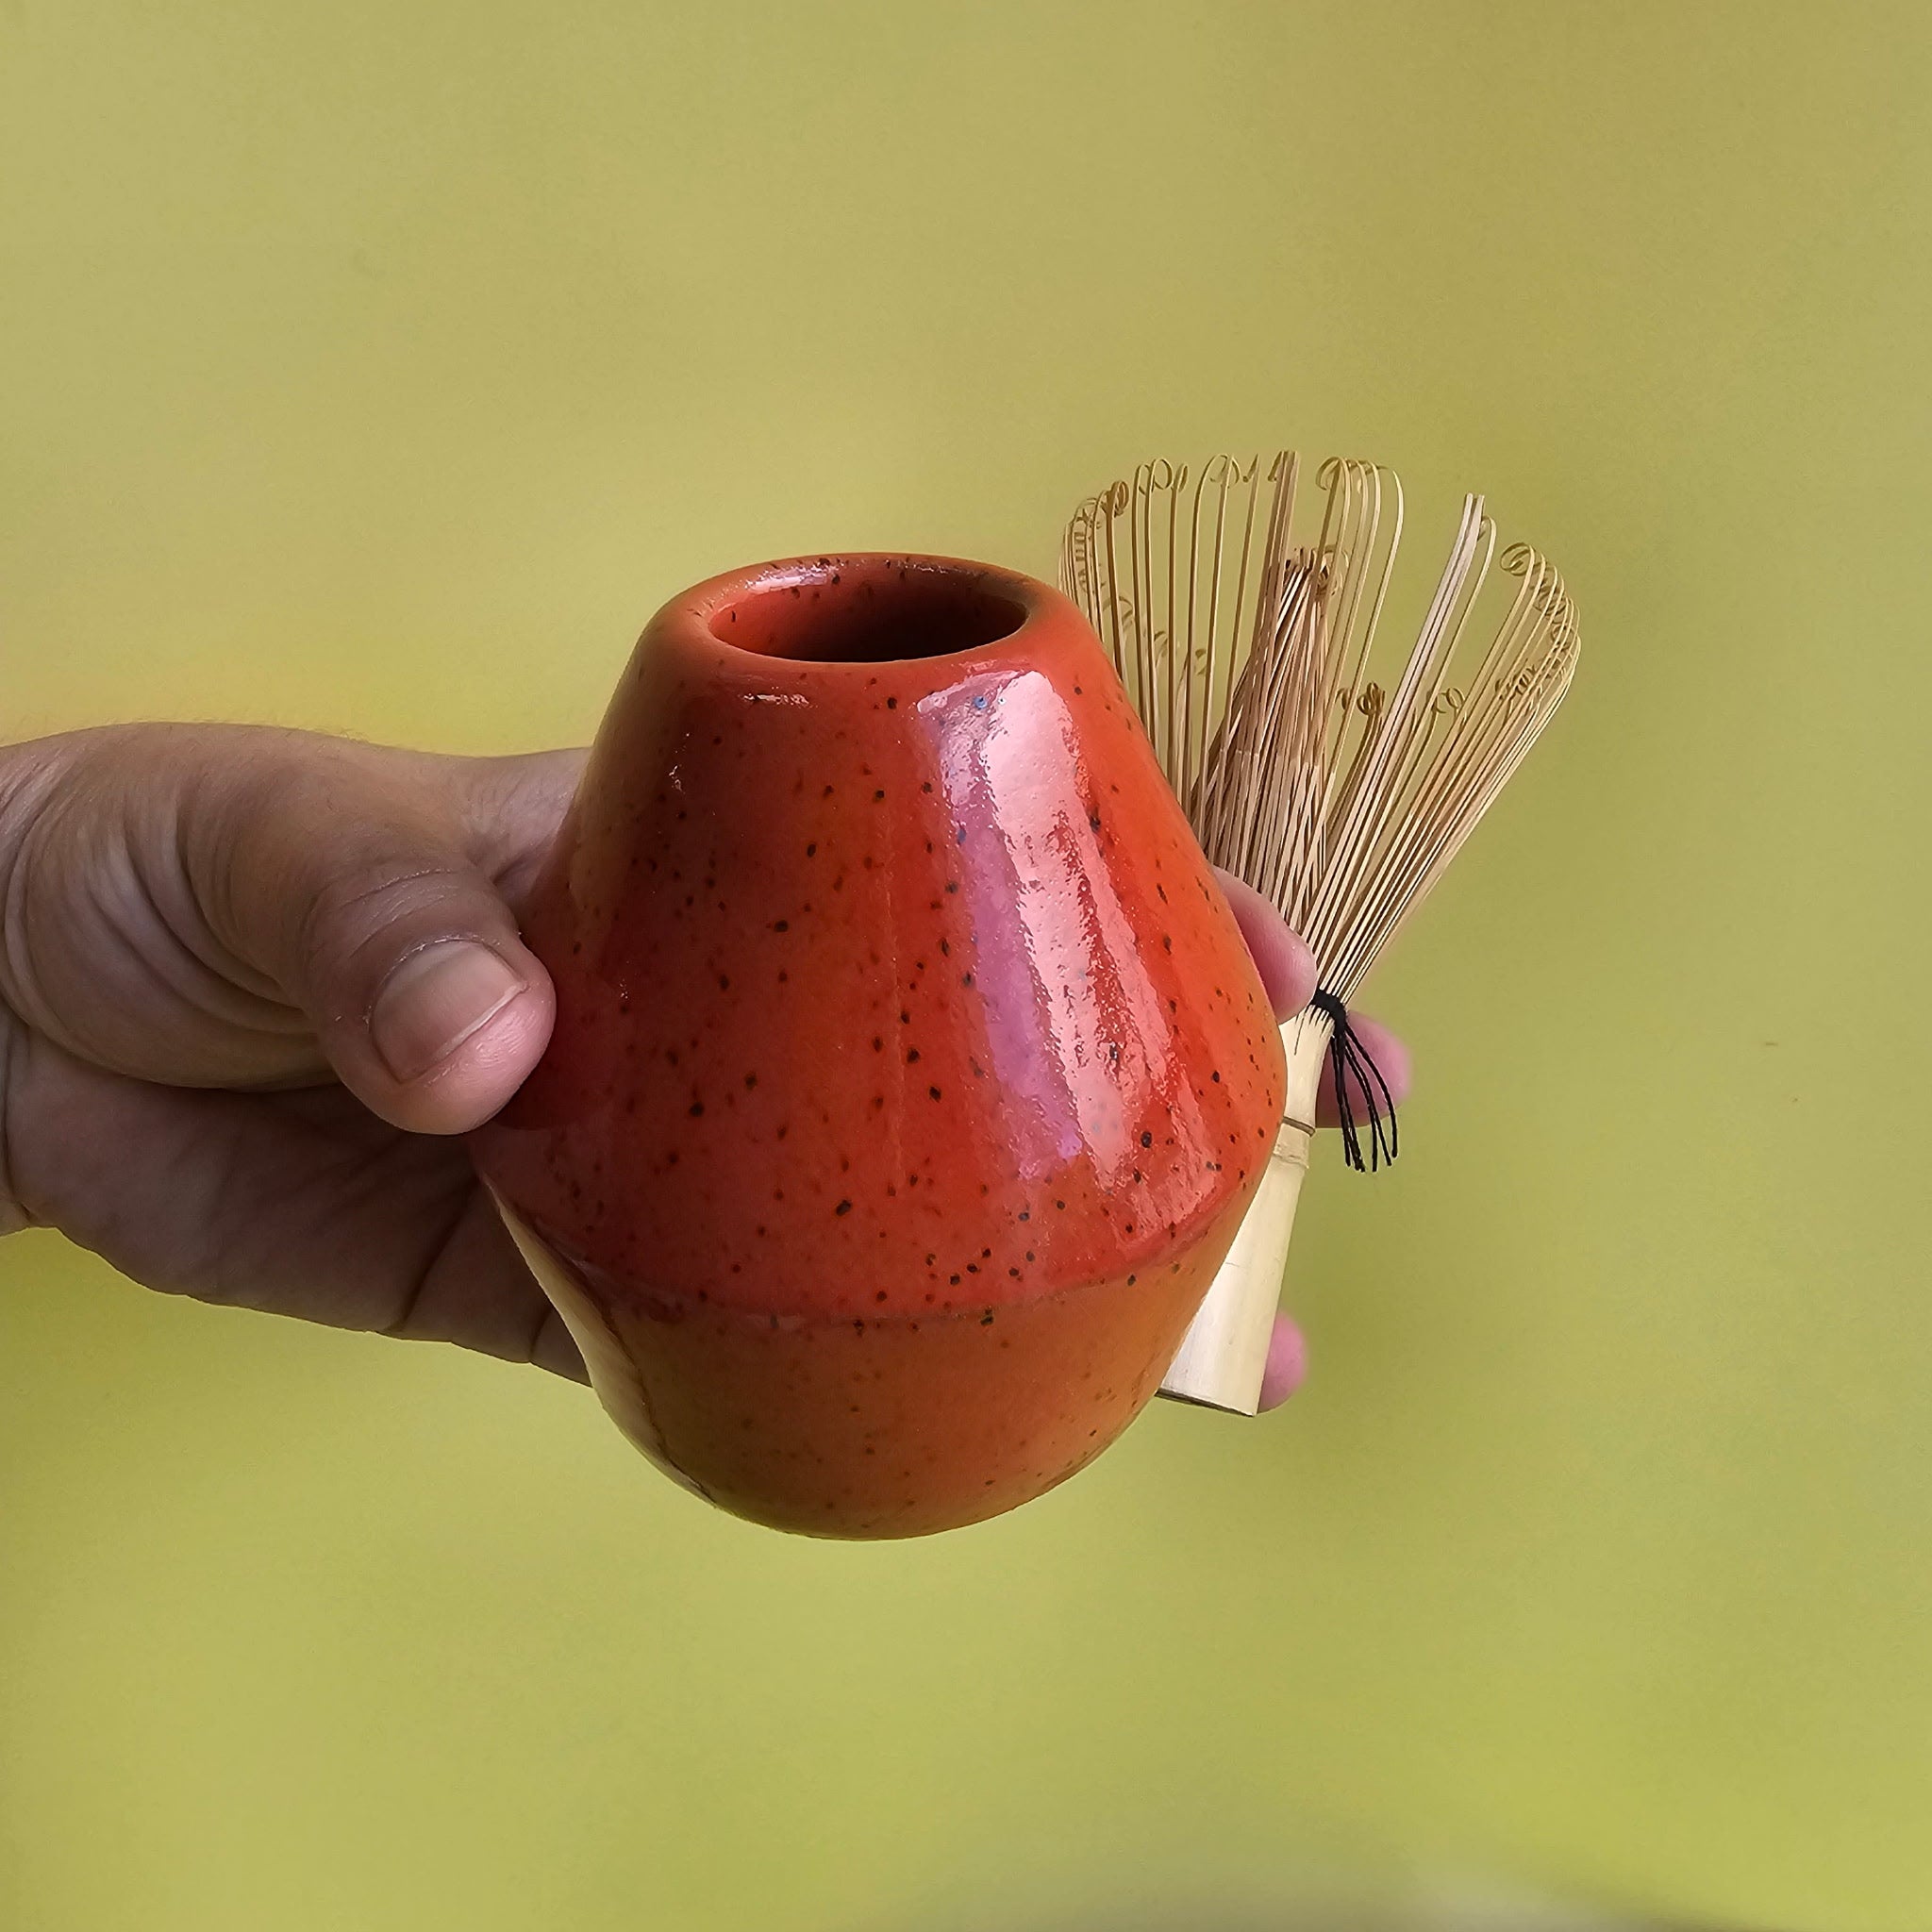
709 560 1026 664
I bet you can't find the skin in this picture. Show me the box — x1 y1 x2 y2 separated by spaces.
0 726 1409 1412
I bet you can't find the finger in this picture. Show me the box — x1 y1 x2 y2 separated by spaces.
529 1304 590 1382
375 1178 587 1385
1314 1010 1411 1129
450 745 587 908
1212 868 1317 1020
192 738 564 1135
1257 1313 1307 1410
7 1020 587 1381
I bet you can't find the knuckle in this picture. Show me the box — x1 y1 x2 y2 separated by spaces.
298 860 484 1010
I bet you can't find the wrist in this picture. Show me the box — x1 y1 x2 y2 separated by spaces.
0 733 74 864
0 736 75 1236
0 737 68 985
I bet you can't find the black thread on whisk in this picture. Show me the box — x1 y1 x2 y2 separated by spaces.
1308 989 1398 1174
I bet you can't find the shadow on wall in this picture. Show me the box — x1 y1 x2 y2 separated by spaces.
878 1892 1714 1932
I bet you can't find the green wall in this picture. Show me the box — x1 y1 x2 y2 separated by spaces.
3 4 1927 1926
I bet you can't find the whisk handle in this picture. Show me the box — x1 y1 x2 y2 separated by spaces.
1158 1118 1310 1413
1157 1013 1329 1415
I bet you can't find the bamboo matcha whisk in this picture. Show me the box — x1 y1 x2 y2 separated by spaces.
1061 452 1579 1414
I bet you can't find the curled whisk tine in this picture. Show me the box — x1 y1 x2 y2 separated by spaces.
1061 449 1578 1013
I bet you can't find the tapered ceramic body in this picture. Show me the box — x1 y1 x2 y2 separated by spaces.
472 554 1286 1537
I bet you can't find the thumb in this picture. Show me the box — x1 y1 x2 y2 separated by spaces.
196 733 558 1134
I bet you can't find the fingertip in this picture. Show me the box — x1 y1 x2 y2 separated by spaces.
1213 869 1318 1021
1344 1012 1412 1106
1258 1314 1307 1410
1350 1015 1411 1108
358 941 555 1134
530 1304 591 1384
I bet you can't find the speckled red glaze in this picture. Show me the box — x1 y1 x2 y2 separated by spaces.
471 554 1286 1537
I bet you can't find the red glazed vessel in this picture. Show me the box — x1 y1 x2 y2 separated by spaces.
472 555 1286 1537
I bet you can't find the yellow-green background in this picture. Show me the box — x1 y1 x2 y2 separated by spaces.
3 3 1926 1927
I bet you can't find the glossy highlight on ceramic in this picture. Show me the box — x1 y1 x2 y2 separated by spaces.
471 555 1287 1536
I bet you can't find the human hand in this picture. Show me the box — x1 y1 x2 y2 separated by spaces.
0 726 1407 1408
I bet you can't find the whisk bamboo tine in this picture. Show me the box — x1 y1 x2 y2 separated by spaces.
1061 448 1578 1413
